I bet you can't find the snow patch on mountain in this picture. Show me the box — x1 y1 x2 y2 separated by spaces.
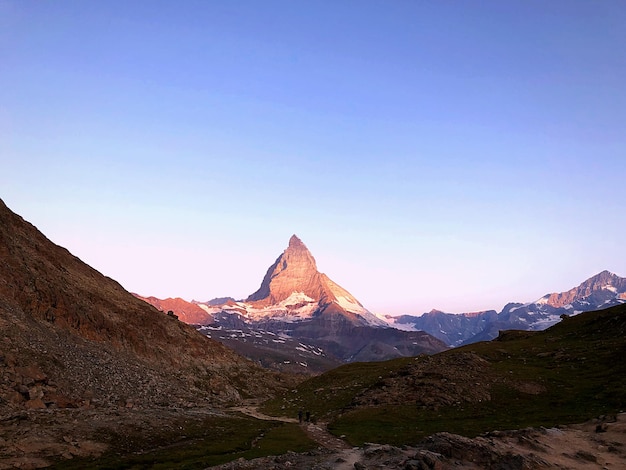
282 291 315 305
384 316 419 331
356 309 391 327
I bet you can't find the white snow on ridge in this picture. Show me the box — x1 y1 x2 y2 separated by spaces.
508 302 530 313
528 314 562 329
358 310 390 327
197 291 390 327
378 316 414 331
279 291 315 306
374 312 391 322
603 285 618 293
335 295 367 314
237 292 319 322
333 295 388 326
243 302 318 322
197 304 221 315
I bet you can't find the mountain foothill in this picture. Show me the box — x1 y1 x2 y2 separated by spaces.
1 196 625 469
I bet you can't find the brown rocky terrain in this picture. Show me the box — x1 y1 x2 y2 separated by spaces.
288 312 447 362
0 406 223 469
0 198 296 467
0 198 285 410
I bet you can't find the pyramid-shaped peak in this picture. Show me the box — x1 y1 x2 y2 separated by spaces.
246 235 318 304
245 234 385 326
288 234 306 249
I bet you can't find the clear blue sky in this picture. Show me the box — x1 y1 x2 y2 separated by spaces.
2 1 625 315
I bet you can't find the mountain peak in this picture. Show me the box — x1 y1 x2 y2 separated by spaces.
288 234 305 249
540 270 626 308
588 270 617 282
246 235 319 304
245 235 384 326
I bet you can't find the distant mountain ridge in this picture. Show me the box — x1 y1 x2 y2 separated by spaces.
135 234 625 360
132 295 214 324
387 270 626 346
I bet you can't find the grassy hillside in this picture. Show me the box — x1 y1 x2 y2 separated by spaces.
50 414 316 470
263 304 626 446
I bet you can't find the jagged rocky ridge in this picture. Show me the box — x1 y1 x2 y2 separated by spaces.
387 270 626 346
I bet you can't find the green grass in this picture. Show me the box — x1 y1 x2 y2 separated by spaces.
262 357 416 420
264 304 626 446
329 382 617 447
49 416 316 470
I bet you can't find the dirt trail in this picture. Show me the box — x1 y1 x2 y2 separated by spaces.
228 400 354 453
302 422 351 451
228 401 297 424
208 412 626 469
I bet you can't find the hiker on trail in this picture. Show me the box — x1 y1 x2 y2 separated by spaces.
298 409 303 424
305 410 310 422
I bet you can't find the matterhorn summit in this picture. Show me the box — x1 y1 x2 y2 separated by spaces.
247 235 324 305
246 235 385 326
140 234 448 369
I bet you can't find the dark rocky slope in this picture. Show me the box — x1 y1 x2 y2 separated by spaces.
0 198 285 413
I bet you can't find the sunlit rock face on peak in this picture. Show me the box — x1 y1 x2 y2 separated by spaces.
246 235 384 325
247 235 321 304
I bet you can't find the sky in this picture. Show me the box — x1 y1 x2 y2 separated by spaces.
1 1 625 316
